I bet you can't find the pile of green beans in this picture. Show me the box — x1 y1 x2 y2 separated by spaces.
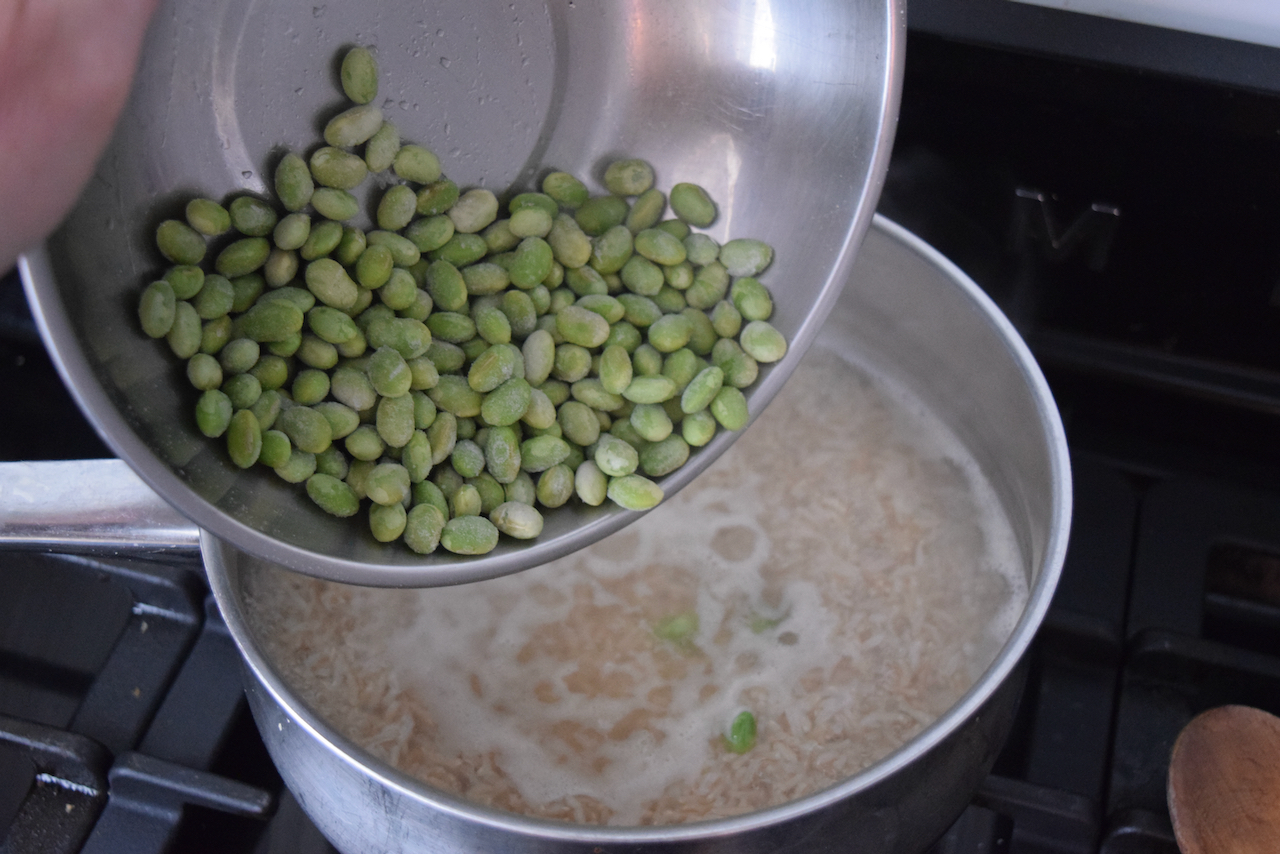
137 45 787 556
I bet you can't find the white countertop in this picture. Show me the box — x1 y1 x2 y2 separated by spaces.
1008 0 1280 50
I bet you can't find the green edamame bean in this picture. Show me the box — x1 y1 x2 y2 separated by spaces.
647 313 693 353
404 215 454 253
366 230 421 266
200 315 233 355
607 474 664 511
656 218 691 240
408 357 440 392
599 343 633 395
640 434 689 477
603 158 654 196
250 389 284 430
315 445 348 479
416 178 460 216
555 305 610 348
719 238 774 277
378 269 418 311
724 710 757 754
541 171 588 208
196 389 233 438
364 121 400 172
277 405 333 454
484 425 522 484
425 311 476 345
661 348 699 391
404 503 446 554
448 188 500 234
552 344 592 383
310 188 360 222
275 449 317 483
730 276 773 321
250 354 289 390
393 144 442 184
163 265 204 300
623 375 677 404
571 378 625 411
616 294 662 328
227 409 262 468
139 281 176 338
428 375 482 417
536 464 575 508
292 368 330 406
480 377 532 427
340 46 379 105
683 233 720 266
462 262 509 296
186 198 231 236
156 220 206 265
572 460 606 506
369 501 408 542
451 483 483 517
263 249 298 288
682 408 716 446
299 219 344 260
681 364 725 414
710 299 742 339
304 258 358 310
377 393 415 448
625 188 666 233
509 237 554 289
709 385 749 431
682 307 718 356
167 301 202 358
451 439 486 478
323 103 384 148
313 401 360 440
215 237 270 278
575 195 628 236
193 274 234 319
489 501 543 539
366 462 411 505
307 306 358 344
402 429 433 483
307 473 361 517
594 433 639 477
508 207 552 239
504 471 537 506
633 228 686 266
345 423 385 461
259 429 292 468
187 352 223 390
630 403 672 443
377 184 417 231
219 371 260 407
546 214 592 269
589 225 633 274
228 195 277 237
684 260 729 309
367 346 412 398
274 152 314 212
669 182 717 228
738 320 788 363
518 434 570 473
440 515 499 555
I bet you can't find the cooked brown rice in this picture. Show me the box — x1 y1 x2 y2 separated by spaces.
243 345 1027 826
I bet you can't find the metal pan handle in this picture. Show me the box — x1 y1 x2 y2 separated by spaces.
0 459 200 553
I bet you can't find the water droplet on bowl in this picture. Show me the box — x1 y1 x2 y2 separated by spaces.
439 57 451 68
312 5 325 16
242 171 254 179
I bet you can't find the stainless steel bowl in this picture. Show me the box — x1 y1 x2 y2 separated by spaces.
19 0 903 586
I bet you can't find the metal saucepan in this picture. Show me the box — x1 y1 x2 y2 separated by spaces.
2 217 1072 852
17 0 904 587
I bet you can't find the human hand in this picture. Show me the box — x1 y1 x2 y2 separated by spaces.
0 0 161 271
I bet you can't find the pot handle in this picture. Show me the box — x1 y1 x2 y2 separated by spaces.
0 459 201 554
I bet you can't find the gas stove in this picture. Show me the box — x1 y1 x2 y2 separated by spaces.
5 5 1280 852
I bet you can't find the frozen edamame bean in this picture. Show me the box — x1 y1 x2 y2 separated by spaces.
340 46 379 105
364 121 400 172
216 237 270 278
730 276 773 321
186 198 231 236
259 430 291 468
393 144 441 184
277 405 333 454
369 501 408 542
366 462 411 506
138 281 176 338
274 152 314 212
227 409 262 468
310 147 368 190
323 103 384 148
490 501 543 539
376 185 417 231
640 434 689 477
546 214 592 269
167 301 202 359
156 220 206 265
448 188 500 234
187 353 222 390
416 178 460 216
307 473 360 517
719 238 774 277
625 188 665 233
603 158 654 196
606 474 664 511
195 389 233 438
709 386 749 431
669 182 717 228
229 196 277 237
739 320 788 363
299 220 343 260
440 514 499 554
681 366 724 414
404 503 446 554
574 460 607 506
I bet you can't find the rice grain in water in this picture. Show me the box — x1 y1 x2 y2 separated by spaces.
245 341 1029 826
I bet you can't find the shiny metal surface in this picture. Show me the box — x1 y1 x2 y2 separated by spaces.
205 217 1074 853
0 459 198 553
19 0 904 586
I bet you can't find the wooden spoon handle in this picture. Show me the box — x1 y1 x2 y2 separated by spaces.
1168 705 1280 854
